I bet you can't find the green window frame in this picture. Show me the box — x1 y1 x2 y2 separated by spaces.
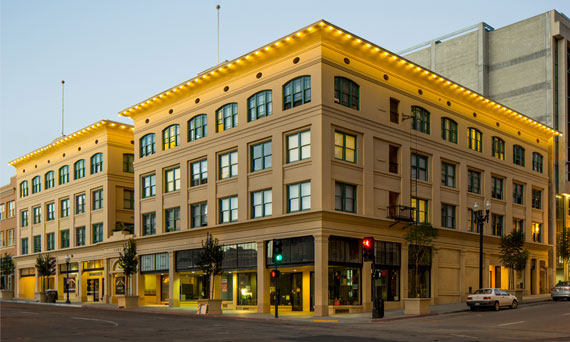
74 160 85 180
33 206 41 224
61 229 70 249
334 76 359 110
92 223 103 243
532 189 542 209
251 189 272 218
46 203 55 221
190 160 208 186
33 235 41 253
219 151 238 179
92 189 103 210
162 124 180 150
219 196 238 223
46 232 55 251
22 237 29 255
251 141 272 172
142 212 156 236
123 189 134 210
140 133 156 157
441 204 456 229
21 210 28 227
532 152 543 173
467 128 482 152
532 222 542 243
287 130 311 163
188 114 207 141
248 90 272 121
60 198 70 217
76 226 86 246
411 153 428 181
513 219 524 235
513 183 524 205
164 167 180 193
123 154 134 173
441 118 457 143
441 162 456 188
20 181 28 197
492 137 505 160
90 153 103 174
491 177 503 200
32 176 41 194
411 106 430 134
287 181 311 213
216 103 238 132
75 194 86 214
411 198 428 223
513 145 525 166
59 166 69 185
191 202 208 228
45 171 55 189
492 214 503 236
165 207 180 232
467 169 481 194
334 182 356 213
334 131 356 163
283 76 311 110
142 174 156 198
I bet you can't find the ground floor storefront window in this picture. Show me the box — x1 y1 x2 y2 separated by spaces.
328 267 361 305
270 271 304 311
374 241 401 301
408 266 431 298
237 272 256 305
179 273 206 301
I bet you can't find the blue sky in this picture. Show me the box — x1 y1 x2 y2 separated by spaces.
1 0 568 181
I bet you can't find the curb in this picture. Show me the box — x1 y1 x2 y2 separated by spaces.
1 299 82 308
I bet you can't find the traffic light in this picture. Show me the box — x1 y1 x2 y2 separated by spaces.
362 237 375 262
270 269 281 279
273 239 283 264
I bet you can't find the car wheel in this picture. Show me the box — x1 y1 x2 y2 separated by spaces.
470 306 477 312
510 300 518 309
553 297 558 301
494 301 500 311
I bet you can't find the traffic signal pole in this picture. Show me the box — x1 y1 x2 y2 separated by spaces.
274 269 279 318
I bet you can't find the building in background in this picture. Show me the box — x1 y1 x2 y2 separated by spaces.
10 121 134 302
400 9 570 282
0 176 17 290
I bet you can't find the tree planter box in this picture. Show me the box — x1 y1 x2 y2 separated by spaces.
0 290 13 299
404 298 431 315
197 299 223 315
508 290 524 302
116 295 139 309
35 292 47 303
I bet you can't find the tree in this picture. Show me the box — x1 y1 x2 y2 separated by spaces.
0 253 15 290
35 253 55 292
405 223 438 298
500 229 529 290
558 229 570 277
118 239 138 296
198 233 224 300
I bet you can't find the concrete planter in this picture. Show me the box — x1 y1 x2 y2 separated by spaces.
116 295 139 309
197 299 223 315
508 290 524 302
35 292 47 303
403 298 431 315
0 290 14 299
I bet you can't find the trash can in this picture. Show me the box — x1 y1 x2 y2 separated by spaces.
373 298 384 319
45 290 57 303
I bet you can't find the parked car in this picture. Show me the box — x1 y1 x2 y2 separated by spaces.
551 281 570 301
466 288 518 311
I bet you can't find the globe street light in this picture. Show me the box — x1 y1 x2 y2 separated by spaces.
473 200 491 289
64 254 71 304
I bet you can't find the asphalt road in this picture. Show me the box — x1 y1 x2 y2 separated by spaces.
1 301 569 341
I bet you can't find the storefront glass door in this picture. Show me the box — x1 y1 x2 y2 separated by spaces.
160 275 169 303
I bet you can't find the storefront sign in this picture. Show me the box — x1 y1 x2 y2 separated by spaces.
89 272 102 276
115 277 125 295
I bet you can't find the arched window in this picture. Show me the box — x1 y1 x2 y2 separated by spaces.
411 106 430 134
513 145 525 166
188 114 207 142
140 133 155 157
441 117 457 143
20 181 29 197
248 90 272 121
45 171 55 189
216 103 238 132
91 153 103 174
59 166 69 185
532 152 543 173
283 76 311 110
162 124 180 150
74 160 85 180
467 128 482 152
32 176 41 194
492 137 505 160
334 77 359 110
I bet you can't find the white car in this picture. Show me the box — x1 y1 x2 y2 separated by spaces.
551 281 570 301
466 288 518 311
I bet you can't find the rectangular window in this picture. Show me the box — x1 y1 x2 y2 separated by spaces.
287 181 311 213
283 76 311 110
33 206 41 224
389 98 399 123
411 153 428 181
492 214 503 236
46 203 55 221
191 202 208 228
441 204 456 229
411 198 428 223
251 141 272 172
142 212 156 236
287 130 311 163
389 145 399 174
142 174 156 198
123 153 134 173
76 226 86 246
513 219 524 235
467 128 482 152
513 145 526 166
124 189 134 210
7 229 14 246
467 170 481 194
191 159 208 186
21 210 29 227
75 194 86 214
334 182 356 213
7 201 15 218
468 209 479 232
165 207 180 232
92 189 103 210
441 118 457 143
0 232 4 247
0 204 4 220
491 177 503 200
532 189 542 209
61 229 70 249
33 235 41 253
21 237 28 255
334 132 356 163
219 196 238 223
532 222 542 243
60 198 70 217
532 153 543 173
513 183 524 205
492 137 505 160
251 189 272 218
165 167 181 192
219 151 238 180
92 223 103 243
46 232 55 251
441 162 456 188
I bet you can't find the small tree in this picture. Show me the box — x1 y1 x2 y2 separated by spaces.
35 253 55 292
0 253 15 290
558 229 570 280
405 223 438 298
118 239 138 296
500 229 529 290
198 233 224 300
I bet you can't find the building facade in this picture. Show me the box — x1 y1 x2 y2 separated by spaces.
11 121 134 302
118 21 558 316
0 176 17 290
400 10 570 282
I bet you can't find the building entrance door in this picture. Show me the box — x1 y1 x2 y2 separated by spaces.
160 275 169 303
291 273 303 311
495 266 501 288
273 272 304 311
87 279 100 302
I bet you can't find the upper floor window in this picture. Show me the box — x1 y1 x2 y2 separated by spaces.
492 214 504 236
411 106 430 134
165 207 180 232
123 154 134 173
124 189 134 210
492 137 505 160
33 235 41 253
513 183 524 205
441 118 457 143
7 201 15 218
188 114 207 142
140 133 156 157
191 159 208 186
467 128 482 152
411 153 428 181
441 203 456 229
46 203 55 221
32 176 41 194
219 196 238 223
60 198 70 218
491 176 504 200
287 130 311 163
251 141 272 172
191 202 208 228
287 181 311 213
335 182 356 213
33 206 41 224
251 189 272 218
248 90 272 121
92 189 103 210
165 167 181 193
532 152 543 173
45 171 55 189
0 204 4 220
20 181 29 197
532 189 542 209
283 76 311 110
216 103 238 132
334 131 356 163
390 98 399 123
142 174 156 198
411 198 428 223
441 162 456 188
47 232 55 251
61 230 70 249
532 222 542 243
74 160 85 180
219 151 238 180
21 210 29 227
513 145 525 167
92 223 104 243
142 212 156 236
21 237 28 255
163 124 180 150
334 77 359 110
468 169 481 194
90 153 103 174
59 166 69 185
76 194 86 214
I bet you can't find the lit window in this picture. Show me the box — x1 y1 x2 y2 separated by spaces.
287 130 310 163
216 103 238 132
334 77 359 110
162 124 180 150
251 189 272 218
188 114 207 141
283 76 311 110
467 128 482 152
140 133 156 157
411 198 428 223
251 141 272 172
441 118 457 143
248 90 272 121
532 222 542 243
219 151 238 180
411 106 430 134
492 137 505 160
334 132 356 163
164 167 180 192
287 181 311 213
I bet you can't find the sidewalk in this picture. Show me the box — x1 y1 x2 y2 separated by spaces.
3 294 552 324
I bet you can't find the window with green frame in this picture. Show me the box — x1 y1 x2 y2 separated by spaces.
492 137 505 160
216 103 238 132
188 114 207 141
20 181 28 197
513 145 525 166
283 76 311 110
123 154 134 173
491 176 504 200
334 77 359 110
513 183 524 205
441 162 456 188
22 237 29 255
441 117 457 143
140 133 155 157
411 198 428 223
59 165 69 184
334 131 356 163
532 188 542 209
411 106 430 134
467 128 482 152
61 229 70 249
162 124 180 150
467 169 481 194
46 232 55 251
532 152 543 173
74 159 85 179
90 153 103 174
441 203 456 229
411 153 428 181
248 90 272 121
45 171 55 189
32 176 41 194
334 182 356 213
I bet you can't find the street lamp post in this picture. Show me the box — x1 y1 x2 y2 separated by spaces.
473 200 491 290
64 254 71 304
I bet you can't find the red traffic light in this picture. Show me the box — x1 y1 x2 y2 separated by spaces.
270 270 281 279
363 238 372 248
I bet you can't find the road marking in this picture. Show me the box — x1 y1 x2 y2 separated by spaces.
450 334 478 339
313 319 338 323
498 321 525 326
71 317 119 327
19 311 40 315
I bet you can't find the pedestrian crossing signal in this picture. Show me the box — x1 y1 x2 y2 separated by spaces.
270 270 281 279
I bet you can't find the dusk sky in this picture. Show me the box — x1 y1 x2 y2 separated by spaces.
1 0 568 181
